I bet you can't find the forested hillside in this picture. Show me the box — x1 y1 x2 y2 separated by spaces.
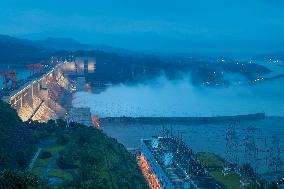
73 50 271 87
0 100 37 170
0 100 147 189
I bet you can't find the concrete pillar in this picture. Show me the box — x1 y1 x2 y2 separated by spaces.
31 83 34 99
41 78 47 89
20 95 23 109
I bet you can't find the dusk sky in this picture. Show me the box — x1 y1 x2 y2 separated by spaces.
1 0 284 54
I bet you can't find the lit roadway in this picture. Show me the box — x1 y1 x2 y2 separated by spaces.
137 154 162 189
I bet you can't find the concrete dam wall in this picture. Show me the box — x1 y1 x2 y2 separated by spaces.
5 63 73 123
101 113 266 125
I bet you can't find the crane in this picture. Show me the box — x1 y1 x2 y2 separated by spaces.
0 70 17 90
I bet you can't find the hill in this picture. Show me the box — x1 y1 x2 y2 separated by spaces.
0 34 134 65
0 100 147 188
25 37 94 51
0 100 37 170
0 34 51 64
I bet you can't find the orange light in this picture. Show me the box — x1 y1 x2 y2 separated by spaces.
86 83 91 92
137 154 162 189
92 116 100 128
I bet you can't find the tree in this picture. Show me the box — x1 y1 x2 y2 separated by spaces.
0 170 50 189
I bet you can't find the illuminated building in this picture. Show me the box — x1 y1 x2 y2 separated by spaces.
140 135 223 189
68 107 93 127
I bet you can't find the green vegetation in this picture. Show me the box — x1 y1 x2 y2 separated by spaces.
197 152 241 189
197 152 224 167
0 100 147 189
211 170 241 189
32 166 44 176
0 99 280 189
44 145 65 156
33 157 51 169
56 122 147 189
0 100 37 170
72 50 271 88
196 152 281 189
0 170 50 189
48 167 72 182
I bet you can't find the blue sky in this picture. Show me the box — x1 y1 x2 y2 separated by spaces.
0 0 284 54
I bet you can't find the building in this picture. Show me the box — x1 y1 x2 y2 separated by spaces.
68 107 93 127
61 57 96 76
75 77 86 91
74 57 96 75
140 135 223 189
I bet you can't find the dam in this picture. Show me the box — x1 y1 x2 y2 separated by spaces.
1 56 282 186
0 57 96 123
1 62 72 122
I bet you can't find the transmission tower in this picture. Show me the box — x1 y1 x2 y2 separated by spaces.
225 120 240 168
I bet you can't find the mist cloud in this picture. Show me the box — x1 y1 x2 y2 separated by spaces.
72 74 284 117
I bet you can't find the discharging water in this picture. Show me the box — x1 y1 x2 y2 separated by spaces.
72 64 284 176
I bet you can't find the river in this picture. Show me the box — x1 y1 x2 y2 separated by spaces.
72 61 284 176
102 117 284 175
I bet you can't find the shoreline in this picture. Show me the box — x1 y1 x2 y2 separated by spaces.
100 113 265 125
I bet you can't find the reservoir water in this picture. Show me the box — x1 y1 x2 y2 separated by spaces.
72 62 284 175
102 117 284 175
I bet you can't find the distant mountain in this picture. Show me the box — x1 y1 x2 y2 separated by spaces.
0 34 50 64
26 37 94 51
25 37 135 55
255 52 284 61
0 34 136 65
0 34 20 43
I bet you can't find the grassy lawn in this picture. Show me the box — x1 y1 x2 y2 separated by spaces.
211 170 241 189
34 157 51 167
197 152 241 189
31 144 66 178
32 166 44 176
42 144 72 182
48 166 72 181
197 152 224 167
43 145 65 155
32 157 51 176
